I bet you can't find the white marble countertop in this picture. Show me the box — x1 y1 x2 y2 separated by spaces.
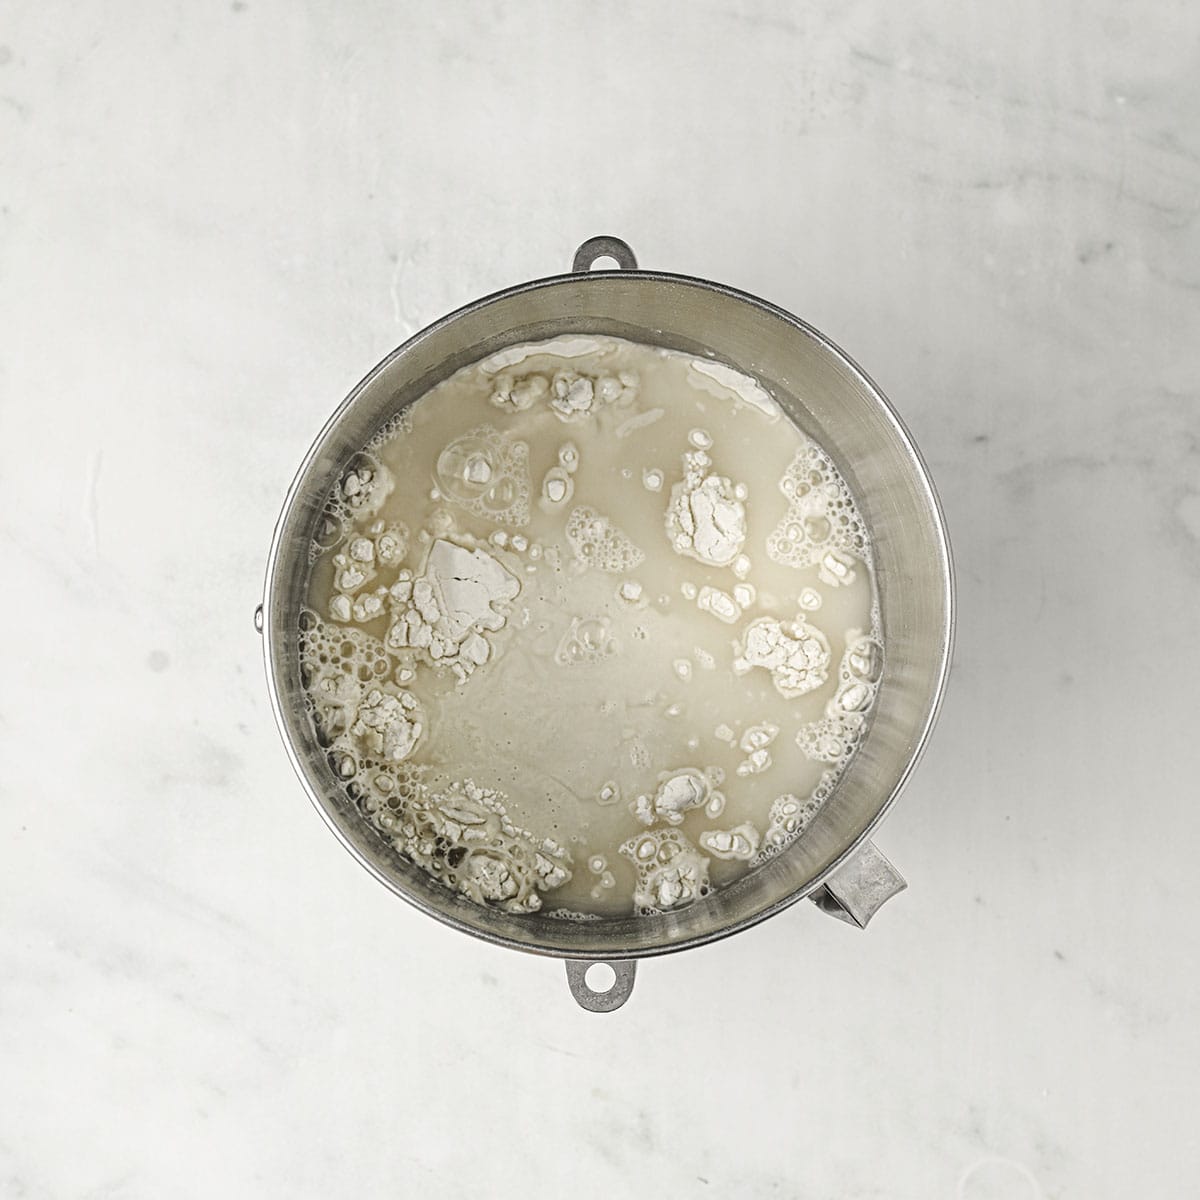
3 2 1198 1197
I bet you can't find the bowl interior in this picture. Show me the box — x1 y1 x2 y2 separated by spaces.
263 271 953 959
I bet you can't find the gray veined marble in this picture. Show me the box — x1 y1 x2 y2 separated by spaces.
1 2 1198 1197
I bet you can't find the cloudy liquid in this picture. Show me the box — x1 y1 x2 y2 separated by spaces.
299 337 881 918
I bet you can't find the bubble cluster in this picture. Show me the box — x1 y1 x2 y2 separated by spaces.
555 615 617 667
351 752 574 915
385 778 572 914
766 436 871 572
310 453 396 563
544 908 602 922
619 828 711 913
299 608 392 699
356 758 427 818
298 610 427 787
755 775 837 860
795 710 867 766
795 629 883 766
434 425 531 527
366 406 414 452
565 505 645 573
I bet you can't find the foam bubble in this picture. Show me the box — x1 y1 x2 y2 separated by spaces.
555 615 617 667
366 406 414 451
434 426 531 526
299 608 393 696
753 772 839 862
793 629 883 765
544 908 602 922
767 437 871 571
795 710 866 766
565 505 645 574
619 827 711 912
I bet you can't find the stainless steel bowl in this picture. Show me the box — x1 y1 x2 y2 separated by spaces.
258 237 954 1012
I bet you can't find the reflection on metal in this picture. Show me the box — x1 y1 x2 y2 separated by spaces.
811 840 906 929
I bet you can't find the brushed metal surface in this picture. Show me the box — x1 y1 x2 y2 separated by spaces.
564 960 638 1013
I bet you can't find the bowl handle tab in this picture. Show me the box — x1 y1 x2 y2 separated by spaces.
564 959 638 1012
810 840 906 929
571 236 638 273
